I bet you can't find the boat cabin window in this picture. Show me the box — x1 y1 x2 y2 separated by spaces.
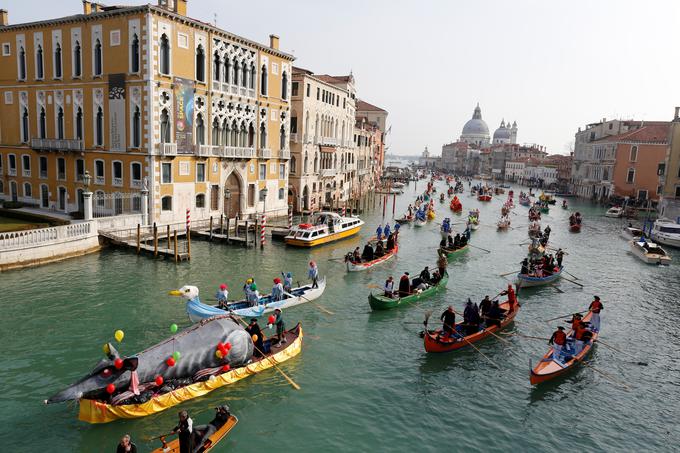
659 226 680 233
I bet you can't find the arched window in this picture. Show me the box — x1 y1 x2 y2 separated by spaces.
260 65 267 95
303 153 308 173
291 155 297 174
195 193 206 208
304 111 309 137
260 123 267 148
196 113 205 145
212 117 220 145
19 46 26 80
213 51 221 80
224 56 231 83
54 43 62 78
132 106 141 147
241 61 247 87
73 41 82 77
221 119 228 146
248 123 255 147
24 182 32 198
161 196 172 211
76 107 83 140
279 125 286 150
160 108 170 143
281 71 288 100
57 107 64 139
314 154 319 172
249 63 255 89
36 45 44 79
95 107 103 146
240 124 247 147
93 39 102 76
39 107 46 138
233 57 239 86
130 34 140 73
195 44 205 82
230 120 237 146
159 34 170 75
21 108 29 142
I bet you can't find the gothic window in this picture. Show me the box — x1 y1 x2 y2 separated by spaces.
195 44 205 82
260 65 267 95
249 62 255 89
73 41 82 77
95 107 104 146
213 51 220 80
241 61 247 87
233 57 239 86
132 106 141 147
76 107 83 140
196 113 205 145
248 123 255 147
130 34 140 73
260 123 267 148
18 46 26 80
160 108 170 143
36 45 44 79
57 107 64 139
281 71 288 100
93 39 102 76
221 119 228 146
54 43 62 78
159 34 170 75
39 107 46 138
21 108 29 142
279 125 286 150
212 117 219 145
224 56 231 83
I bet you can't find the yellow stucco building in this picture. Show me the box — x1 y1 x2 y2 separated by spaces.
0 0 293 223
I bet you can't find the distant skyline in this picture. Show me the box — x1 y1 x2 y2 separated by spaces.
8 0 680 155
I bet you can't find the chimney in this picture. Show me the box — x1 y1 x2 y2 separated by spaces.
175 0 187 16
82 1 92 14
674 107 680 121
269 34 279 50
0 9 7 26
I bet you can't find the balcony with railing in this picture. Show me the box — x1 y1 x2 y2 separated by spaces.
196 144 211 157
258 148 272 159
22 169 31 177
113 177 123 187
95 175 105 185
159 143 178 157
31 138 83 152
8 168 16 176
321 168 337 178
320 137 338 146
131 179 143 189
279 149 291 160
224 146 256 159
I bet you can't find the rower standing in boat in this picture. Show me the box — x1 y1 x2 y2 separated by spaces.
520 258 530 275
486 301 502 328
419 266 432 284
589 296 603 332
459 234 468 247
376 224 383 241
375 241 385 257
384 223 391 239
437 250 448 277
479 295 492 320
556 249 564 268
544 225 551 237
282 272 293 293
548 326 567 361
215 284 229 309
440 306 456 338
246 318 264 357
116 434 137 453
170 410 193 453
463 299 480 335
271 278 284 301
308 261 319 289
274 308 286 344
398 272 411 297
384 276 395 298
573 321 591 354
502 284 517 314
386 233 396 251
362 243 374 261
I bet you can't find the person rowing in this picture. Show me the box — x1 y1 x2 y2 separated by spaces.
479 295 492 320
520 258 529 275
215 284 229 309
440 306 456 338
383 276 395 298
485 300 503 328
548 326 567 361
375 241 385 258
589 296 603 332
398 272 411 297
376 224 383 241
271 278 284 302
386 233 396 252
463 298 481 335
419 266 431 284
384 223 391 239
281 272 293 293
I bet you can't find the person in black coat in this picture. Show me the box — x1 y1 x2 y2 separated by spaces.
398 273 411 297
361 243 374 261
171 411 193 453
245 318 264 357
440 306 456 336
116 435 137 453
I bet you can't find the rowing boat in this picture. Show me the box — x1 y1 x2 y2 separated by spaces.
424 299 519 353
78 324 303 423
346 244 398 271
151 414 238 453
528 243 545 257
414 218 426 227
530 311 598 385
478 194 492 202
517 266 563 287
569 223 581 233
439 244 469 258
368 274 449 311
186 280 326 321
396 215 413 224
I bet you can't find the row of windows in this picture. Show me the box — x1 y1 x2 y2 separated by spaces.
159 161 286 185
159 186 286 212
0 153 142 185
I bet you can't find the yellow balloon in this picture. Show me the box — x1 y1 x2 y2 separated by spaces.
215 350 224 359
251 334 258 342
114 330 125 343
102 343 110 355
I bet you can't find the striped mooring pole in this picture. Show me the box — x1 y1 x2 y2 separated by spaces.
288 205 293 229
260 213 266 248
186 209 190 231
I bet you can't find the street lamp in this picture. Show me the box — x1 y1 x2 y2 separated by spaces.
259 186 268 208
224 186 231 220
83 170 91 189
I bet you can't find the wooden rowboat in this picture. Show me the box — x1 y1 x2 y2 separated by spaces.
530 311 598 385
424 299 519 353
439 244 469 258
569 223 581 233
78 324 303 423
151 415 238 453
368 273 449 311
346 244 398 271
478 194 492 202
396 215 413 224
517 266 563 287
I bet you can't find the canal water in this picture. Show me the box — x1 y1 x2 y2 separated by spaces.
1 180 678 452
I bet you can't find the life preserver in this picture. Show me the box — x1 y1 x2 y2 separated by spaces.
299 223 312 229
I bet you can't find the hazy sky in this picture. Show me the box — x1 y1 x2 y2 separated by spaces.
8 0 680 155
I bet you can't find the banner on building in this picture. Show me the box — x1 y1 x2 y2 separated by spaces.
108 74 126 152
174 77 194 153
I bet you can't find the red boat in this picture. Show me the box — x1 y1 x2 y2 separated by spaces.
530 310 598 385
424 298 519 353
477 194 492 202
569 223 581 233
450 196 462 212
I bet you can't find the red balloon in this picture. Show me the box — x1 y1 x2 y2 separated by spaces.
217 342 224 350
106 384 115 394
221 364 230 372
225 342 232 351
166 357 176 367
155 376 164 386
268 315 276 324
113 358 123 370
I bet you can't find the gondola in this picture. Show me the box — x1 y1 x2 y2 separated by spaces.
517 266 563 287
346 244 398 271
151 413 238 453
424 299 519 353
530 311 598 385
396 215 413 224
368 273 449 311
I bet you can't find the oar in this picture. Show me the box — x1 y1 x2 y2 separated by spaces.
327 257 346 262
426 312 500 369
146 432 175 441
578 358 631 391
284 290 333 315
595 339 648 366
542 310 589 323
561 276 584 288
549 283 564 294
501 332 550 341
232 315 301 390
450 308 518 351
468 244 491 254
564 270 580 280
499 270 519 277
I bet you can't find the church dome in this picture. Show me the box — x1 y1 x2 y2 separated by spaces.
493 120 511 140
461 104 489 137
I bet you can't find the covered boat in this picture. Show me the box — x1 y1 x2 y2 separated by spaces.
152 413 238 453
605 206 624 218
517 266 563 287
424 298 519 353
530 312 597 385
629 240 672 265
285 212 363 247
186 280 326 321
621 226 644 241
368 274 449 311
346 244 398 271
77 322 303 423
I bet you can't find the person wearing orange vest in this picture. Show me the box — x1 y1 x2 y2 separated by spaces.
573 321 590 354
589 296 603 332
565 313 582 332
502 284 517 314
548 326 567 361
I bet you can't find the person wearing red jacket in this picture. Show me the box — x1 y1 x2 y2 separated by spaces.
589 296 603 332
548 326 567 361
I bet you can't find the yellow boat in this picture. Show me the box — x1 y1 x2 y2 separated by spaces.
78 324 303 423
285 212 364 247
427 210 436 220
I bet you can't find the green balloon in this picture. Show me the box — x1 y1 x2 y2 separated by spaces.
173 351 181 361
170 323 178 333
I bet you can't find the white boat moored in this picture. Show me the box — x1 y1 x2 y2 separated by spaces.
605 206 624 218
650 219 680 248
629 240 672 265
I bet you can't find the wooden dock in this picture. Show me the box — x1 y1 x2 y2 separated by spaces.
99 223 190 262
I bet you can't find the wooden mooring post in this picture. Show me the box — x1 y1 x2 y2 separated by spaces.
136 224 141 254
220 215 224 235
226 217 231 242
245 220 250 246
209 216 213 241
174 230 178 263
153 223 158 257
166 225 171 251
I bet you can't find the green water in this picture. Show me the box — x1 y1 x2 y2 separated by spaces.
1 181 679 452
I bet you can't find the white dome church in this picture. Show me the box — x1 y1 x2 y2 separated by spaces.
459 104 518 147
